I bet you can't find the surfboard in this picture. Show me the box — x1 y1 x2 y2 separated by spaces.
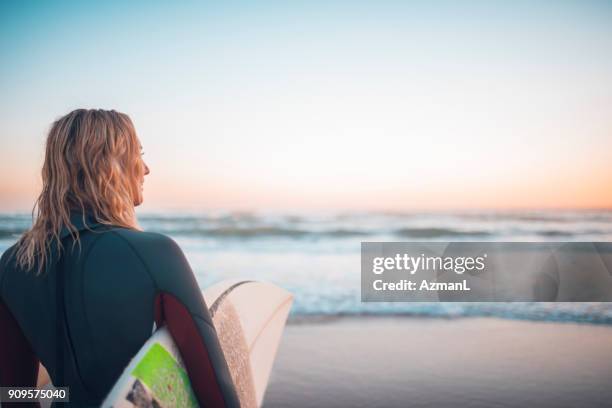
101 280 293 408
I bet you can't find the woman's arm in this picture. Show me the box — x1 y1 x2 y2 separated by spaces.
110 231 241 408
151 236 241 408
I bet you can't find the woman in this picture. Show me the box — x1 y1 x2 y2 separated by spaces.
0 109 240 407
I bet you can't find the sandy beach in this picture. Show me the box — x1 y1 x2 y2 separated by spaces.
264 317 612 408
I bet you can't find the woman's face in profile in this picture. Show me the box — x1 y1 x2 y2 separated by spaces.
133 143 150 206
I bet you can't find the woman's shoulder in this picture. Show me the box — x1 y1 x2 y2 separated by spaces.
91 227 182 256
0 243 19 289
0 243 18 266
89 228 191 284
0 228 187 288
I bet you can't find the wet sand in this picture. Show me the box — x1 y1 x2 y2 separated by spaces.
263 317 612 408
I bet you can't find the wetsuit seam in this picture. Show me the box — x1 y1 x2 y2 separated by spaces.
60 231 114 401
57 254 97 399
156 290 215 330
108 230 160 292
189 311 214 326
79 231 111 395
109 232 212 323
192 313 219 333
77 229 155 398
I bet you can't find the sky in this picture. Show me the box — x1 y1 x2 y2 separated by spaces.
1 0 611 212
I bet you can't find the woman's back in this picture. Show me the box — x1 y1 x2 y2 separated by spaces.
0 214 240 407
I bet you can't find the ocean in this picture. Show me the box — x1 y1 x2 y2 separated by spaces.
2 210 612 325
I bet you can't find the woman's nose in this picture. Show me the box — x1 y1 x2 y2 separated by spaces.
144 162 150 175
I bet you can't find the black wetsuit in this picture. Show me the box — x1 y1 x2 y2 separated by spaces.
0 213 240 407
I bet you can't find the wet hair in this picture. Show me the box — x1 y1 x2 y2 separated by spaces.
15 109 144 274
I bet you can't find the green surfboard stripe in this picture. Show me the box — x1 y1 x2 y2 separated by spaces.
131 343 198 407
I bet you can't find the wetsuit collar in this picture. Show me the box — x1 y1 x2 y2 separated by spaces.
59 212 103 240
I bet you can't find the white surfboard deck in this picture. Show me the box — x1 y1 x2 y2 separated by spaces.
100 280 293 408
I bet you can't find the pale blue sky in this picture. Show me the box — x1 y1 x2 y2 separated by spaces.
1 1 611 211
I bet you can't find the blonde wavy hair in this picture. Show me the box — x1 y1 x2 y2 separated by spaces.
16 109 145 274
